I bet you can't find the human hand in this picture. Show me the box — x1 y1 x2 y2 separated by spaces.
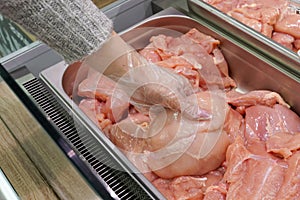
82 33 212 120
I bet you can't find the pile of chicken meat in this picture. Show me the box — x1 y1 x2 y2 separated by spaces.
77 28 300 200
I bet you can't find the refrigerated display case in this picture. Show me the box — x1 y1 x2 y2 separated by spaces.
1 1 300 200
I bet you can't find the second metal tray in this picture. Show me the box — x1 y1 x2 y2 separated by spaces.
188 0 300 76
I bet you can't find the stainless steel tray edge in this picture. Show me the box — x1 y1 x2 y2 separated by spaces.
39 61 165 200
187 0 300 75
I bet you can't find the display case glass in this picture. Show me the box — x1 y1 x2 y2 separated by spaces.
0 15 35 58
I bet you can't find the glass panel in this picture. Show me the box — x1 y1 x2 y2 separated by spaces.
0 15 35 58
0 168 20 200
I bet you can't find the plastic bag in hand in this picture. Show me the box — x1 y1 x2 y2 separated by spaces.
81 33 212 120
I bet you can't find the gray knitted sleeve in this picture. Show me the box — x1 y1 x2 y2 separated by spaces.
0 0 113 63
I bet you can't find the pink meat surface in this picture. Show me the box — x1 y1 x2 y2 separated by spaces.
109 91 231 179
226 89 290 115
152 176 205 200
272 32 295 50
185 28 220 54
275 14 300 39
245 104 300 141
224 137 287 200
224 135 300 200
78 71 115 100
78 98 103 124
205 0 300 51
203 0 255 13
295 39 300 49
275 151 300 199
78 71 129 123
152 168 225 200
78 99 112 134
266 132 300 159
223 107 244 141
140 28 236 90
229 11 262 32
76 28 300 199
203 185 227 200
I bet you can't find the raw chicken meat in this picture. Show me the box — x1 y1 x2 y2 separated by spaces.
76 27 300 200
224 137 287 200
226 89 290 114
245 104 300 141
266 132 300 159
223 107 244 141
152 176 205 200
275 151 300 199
203 183 227 200
152 167 225 200
203 0 288 14
185 28 220 54
139 28 236 90
109 91 230 178
272 32 295 49
217 101 300 200
78 70 129 123
227 89 289 107
204 0 300 52
78 99 112 134
295 38 300 49
275 13 300 39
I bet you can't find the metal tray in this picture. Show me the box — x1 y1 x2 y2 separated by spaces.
39 13 300 199
187 0 300 76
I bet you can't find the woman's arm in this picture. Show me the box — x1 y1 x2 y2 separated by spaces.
0 0 113 64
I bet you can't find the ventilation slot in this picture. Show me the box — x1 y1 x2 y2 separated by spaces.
23 78 154 200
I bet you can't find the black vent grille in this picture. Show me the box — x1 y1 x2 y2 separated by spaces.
22 78 155 200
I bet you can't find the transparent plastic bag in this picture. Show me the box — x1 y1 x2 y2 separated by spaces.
72 28 229 177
